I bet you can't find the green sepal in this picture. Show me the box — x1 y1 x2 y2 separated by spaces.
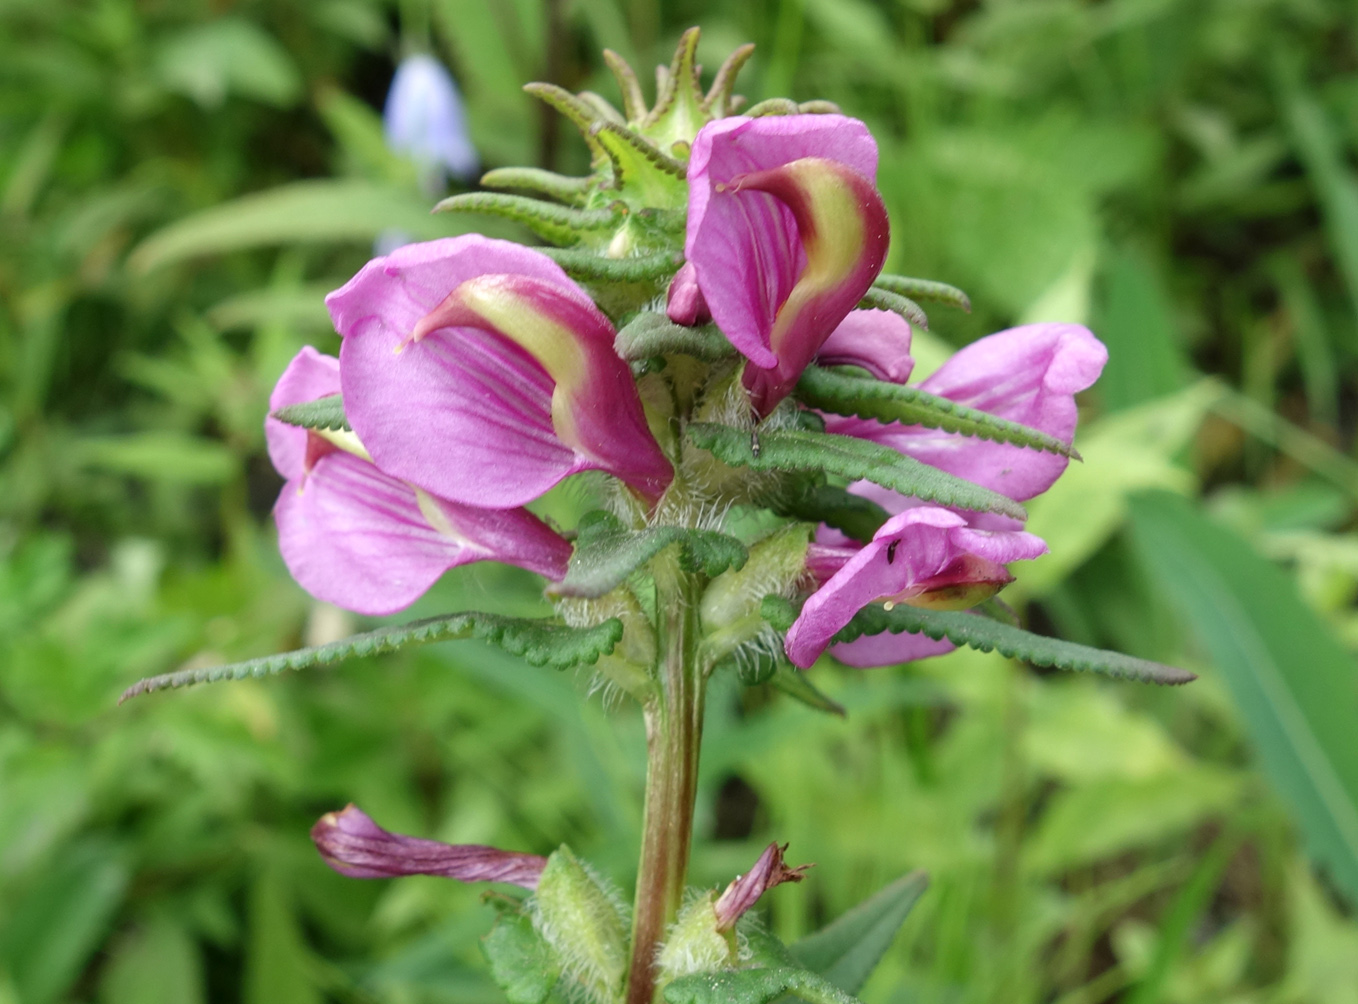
523 82 610 167
775 482 889 544
433 192 621 247
553 511 748 599
858 287 929 330
790 871 929 994
481 905 560 1004
119 612 624 700
615 313 736 362
641 27 707 147
663 967 863 1004
796 366 1079 460
534 847 629 1004
603 49 647 122
538 247 683 284
687 423 1028 521
833 604 1197 685
479 167 595 207
745 98 801 117
798 100 842 114
589 120 688 203
770 661 846 717
271 393 349 432
701 44 756 116
873 274 971 313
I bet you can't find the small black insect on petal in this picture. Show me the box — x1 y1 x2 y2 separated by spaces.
886 540 899 564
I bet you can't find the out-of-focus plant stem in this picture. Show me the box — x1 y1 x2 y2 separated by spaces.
626 557 705 1004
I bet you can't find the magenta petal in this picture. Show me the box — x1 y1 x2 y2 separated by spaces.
687 115 880 372
312 805 546 888
785 507 1046 669
666 262 711 326
266 347 341 481
275 451 570 616
816 309 914 383
712 843 811 931
830 631 956 667
879 323 1107 501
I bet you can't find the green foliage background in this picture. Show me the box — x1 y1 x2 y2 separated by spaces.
3 1 1358 1001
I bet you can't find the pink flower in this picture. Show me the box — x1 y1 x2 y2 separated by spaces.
312 804 546 888
685 115 890 415
823 319 1108 502
784 507 1047 669
267 347 572 616
712 843 810 932
330 236 673 510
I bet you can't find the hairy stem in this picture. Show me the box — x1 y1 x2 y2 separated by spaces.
625 561 705 1004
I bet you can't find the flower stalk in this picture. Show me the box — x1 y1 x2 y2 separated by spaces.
626 557 706 1004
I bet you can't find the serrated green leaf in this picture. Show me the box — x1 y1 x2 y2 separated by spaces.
663 967 863 1004
481 910 559 1004
687 424 1028 521
120 612 624 700
553 511 747 599
588 121 688 204
433 192 620 246
873 274 971 312
796 366 1078 459
270 393 349 431
523 82 610 167
790 871 929 994
775 482 889 544
615 313 735 362
480 167 595 206
832 605 1195 685
858 287 928 330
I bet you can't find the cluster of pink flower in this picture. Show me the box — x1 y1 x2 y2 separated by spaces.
268 112 1106 674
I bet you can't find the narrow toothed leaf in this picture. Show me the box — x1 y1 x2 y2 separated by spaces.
272 393 350 432
537 248 683 283
873 274 972 313
553 510 748 599
791 872 930 994
615 312 735 362
523 82 609 166
663 967 864 1004
433 192 621 246
796 367 1080 459
798 100 842 114
858 287 929 330
643 26 705 143
831 605 1197 685
480 167 596 206
745 98 802 117
687 423 1028 520
776 482 889 543
603 49 647 122
702 43 755 115
120 613 624 700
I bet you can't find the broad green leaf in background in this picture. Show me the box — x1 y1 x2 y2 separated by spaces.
0 842 128 1004
101 915 206 1004
1129 491 1358 905
244 872 321 1004
1093 248 1190 412
791 871 930 994
75 432 239 486
156 18 303 109
127 181 475 272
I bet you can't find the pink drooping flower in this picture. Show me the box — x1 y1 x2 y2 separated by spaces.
823 318 1108 502
329 236 673 510
685 115 890 415
312 804 546 888
784 507 1048 669
267 347 572 616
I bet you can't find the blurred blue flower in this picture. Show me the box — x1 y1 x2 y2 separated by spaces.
383 53 478 190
